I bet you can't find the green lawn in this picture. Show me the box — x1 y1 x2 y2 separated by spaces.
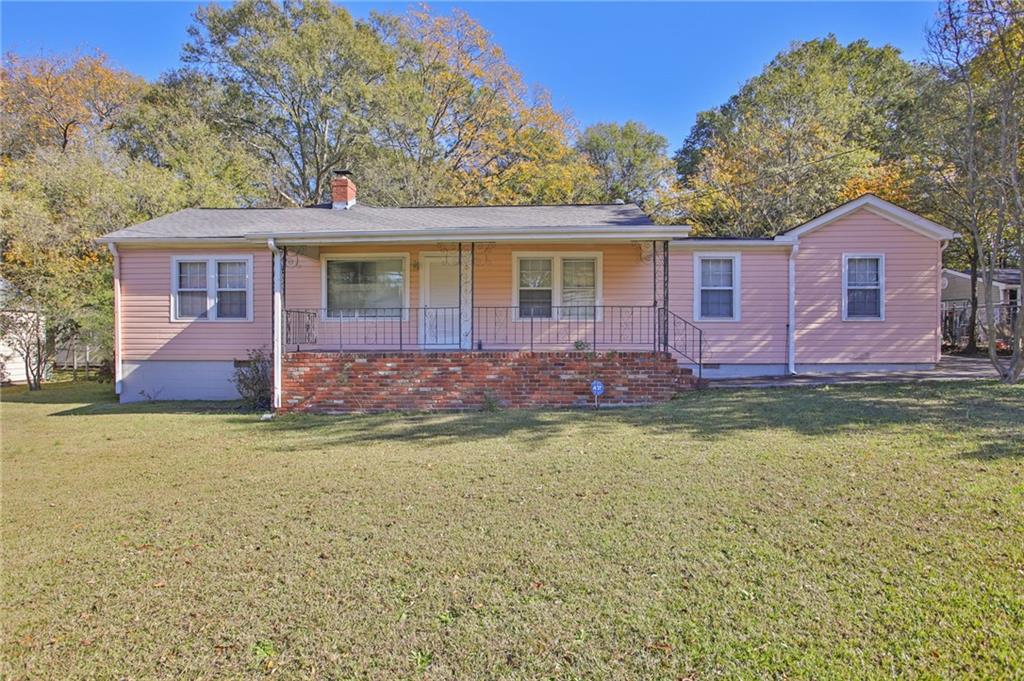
2 379 1022 679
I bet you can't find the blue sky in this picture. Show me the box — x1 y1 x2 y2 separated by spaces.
1 2 939 150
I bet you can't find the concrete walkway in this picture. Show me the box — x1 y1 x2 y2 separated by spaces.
707 355 1000 389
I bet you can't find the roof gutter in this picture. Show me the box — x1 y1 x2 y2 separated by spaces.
95 236 251 245
97 229 692 246
243 225 691 244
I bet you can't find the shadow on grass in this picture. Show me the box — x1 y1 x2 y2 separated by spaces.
243 381 1023 461
3 380 248 415
9 378 1020 460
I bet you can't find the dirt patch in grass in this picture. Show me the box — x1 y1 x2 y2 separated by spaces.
2 379 1022 678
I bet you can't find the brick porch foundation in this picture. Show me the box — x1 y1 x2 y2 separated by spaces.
280 351 696 413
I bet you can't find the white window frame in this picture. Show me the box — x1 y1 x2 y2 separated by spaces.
320 253 410 321
170 255 253 322
511 251 604 320
842 253 885 321
693 252 741 322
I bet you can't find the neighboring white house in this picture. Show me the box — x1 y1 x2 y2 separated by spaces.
0 334 29 384
942 268 1021 306
0 279 44 385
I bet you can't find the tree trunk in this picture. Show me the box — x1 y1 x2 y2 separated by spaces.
23 354 37 391
967 247 979 352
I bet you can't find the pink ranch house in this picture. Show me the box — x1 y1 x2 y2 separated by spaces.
99 172 957 412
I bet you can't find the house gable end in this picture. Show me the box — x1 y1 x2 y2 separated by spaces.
776 195 958 243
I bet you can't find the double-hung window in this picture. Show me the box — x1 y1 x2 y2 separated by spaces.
561 259 597 319
694 254 740 321
515 254 601 319
843 254 884 320
324 255 407 318
172 256 252 321
517 258 553 318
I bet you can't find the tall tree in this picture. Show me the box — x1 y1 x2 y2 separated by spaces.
924 0 1023 382
1 52 270 378
0 145 182 361
1 52 143 157
671 36 918 236
181 0 395 206
114 70 268 207
576 121 673 208
366 7 597 206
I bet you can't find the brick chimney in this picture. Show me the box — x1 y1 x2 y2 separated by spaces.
331 170 356 209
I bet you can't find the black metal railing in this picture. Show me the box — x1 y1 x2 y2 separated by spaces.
284 305 706 377
285 307 460 350
663 309 704 380
285 309 318 346
472 305 660 352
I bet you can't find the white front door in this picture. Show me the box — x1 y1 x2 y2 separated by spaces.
422 256 459 347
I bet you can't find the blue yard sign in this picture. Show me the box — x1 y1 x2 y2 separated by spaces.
590 380 605 397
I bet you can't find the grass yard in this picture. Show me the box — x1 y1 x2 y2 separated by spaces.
1 379 1022 679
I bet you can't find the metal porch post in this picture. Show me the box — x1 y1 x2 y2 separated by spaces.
457 242 474 350
652 240 659 352
457 242 463 350
470 243 475 349
662 240 669 353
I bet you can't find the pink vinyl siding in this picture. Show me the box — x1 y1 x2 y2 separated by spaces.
119 246 271 361
469 243 656 306
668 248 790 365
794 207 941 365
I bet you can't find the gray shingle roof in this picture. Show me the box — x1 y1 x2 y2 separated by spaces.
102 203 656 241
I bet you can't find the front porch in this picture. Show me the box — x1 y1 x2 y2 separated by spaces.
276 241 703 354
270 240 705 411
270 240 704 409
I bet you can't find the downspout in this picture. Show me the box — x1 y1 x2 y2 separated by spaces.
787 242 799 375
107 243 123 395
268 239 283 410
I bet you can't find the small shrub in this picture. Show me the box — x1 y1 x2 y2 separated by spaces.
574 340 591 351
95 359 115 383
481 390 502 412
232 348 272 410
